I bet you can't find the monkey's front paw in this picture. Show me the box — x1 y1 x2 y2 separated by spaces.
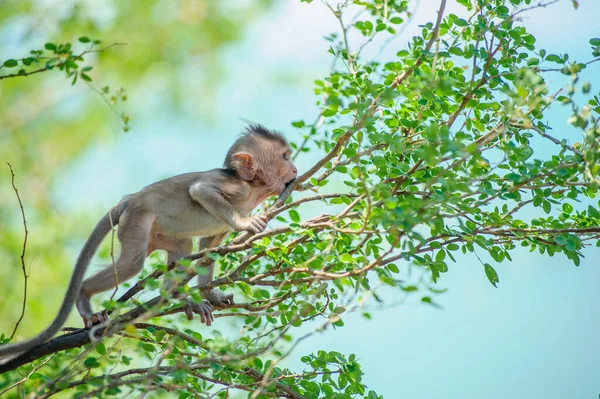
183 300 215 326
82 310 109 329
241 215 268 234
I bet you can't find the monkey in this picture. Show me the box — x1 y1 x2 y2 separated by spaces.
0 125 298 358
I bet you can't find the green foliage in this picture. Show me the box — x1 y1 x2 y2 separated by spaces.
1 38 100 81
0 39 132 131
1 0 600 397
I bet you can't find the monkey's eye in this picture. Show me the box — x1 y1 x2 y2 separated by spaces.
282 153 289 160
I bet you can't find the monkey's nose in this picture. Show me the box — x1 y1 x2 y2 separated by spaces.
292 167 298 174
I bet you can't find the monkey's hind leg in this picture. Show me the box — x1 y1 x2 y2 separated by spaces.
183 233 234 326
160 237 217 326
76 212 155 328
160 237 193 293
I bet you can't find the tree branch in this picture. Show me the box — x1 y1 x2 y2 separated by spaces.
0 43 126 81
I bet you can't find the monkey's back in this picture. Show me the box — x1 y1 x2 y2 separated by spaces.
124 169 248 238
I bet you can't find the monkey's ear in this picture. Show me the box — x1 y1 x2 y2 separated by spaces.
231 152 256 180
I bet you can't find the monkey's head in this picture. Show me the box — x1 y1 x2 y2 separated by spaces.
225 124 298 195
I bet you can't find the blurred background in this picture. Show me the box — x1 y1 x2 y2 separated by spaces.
0 0 598 398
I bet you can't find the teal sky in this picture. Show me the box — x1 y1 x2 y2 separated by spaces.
54 1 600 398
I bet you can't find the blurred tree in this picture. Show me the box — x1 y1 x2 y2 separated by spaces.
1 0 600 398
0 0 273 337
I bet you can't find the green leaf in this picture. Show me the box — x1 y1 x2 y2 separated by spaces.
435 250 446 261
153 329 167 342
81 73 92 82
588 205 600 219
66 59 78 69
509 30 521 41
367 391 377 399
44 42 56 51
141 343 155 353
79 36 91 43
447 243 459 251
291 314 302 327
340 254 353 263
84 357 101 368
590 38 600 46
496 5 509 15
3 59 18 68
582 82 591 94
289 209 300 222
332 318 344 327
542 200 551 214
95 342 107 355
565 236 578 251
322 108 337 117
454 18 467 27
545 54 563 63
484 264 499 287
506 173 521 182
554 235 567 246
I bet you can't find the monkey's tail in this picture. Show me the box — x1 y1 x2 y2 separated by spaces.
0 200 129 359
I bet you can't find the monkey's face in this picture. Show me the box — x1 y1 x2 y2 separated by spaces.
278 146 298 192
227 128 298 195
263 142 297 194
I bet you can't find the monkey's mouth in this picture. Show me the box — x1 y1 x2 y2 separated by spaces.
284 178 297 190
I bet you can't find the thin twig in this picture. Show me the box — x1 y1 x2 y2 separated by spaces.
6 163 29 340
509 121 583 157
0 354 54 396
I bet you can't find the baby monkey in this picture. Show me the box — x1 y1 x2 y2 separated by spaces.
0 125 297 358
